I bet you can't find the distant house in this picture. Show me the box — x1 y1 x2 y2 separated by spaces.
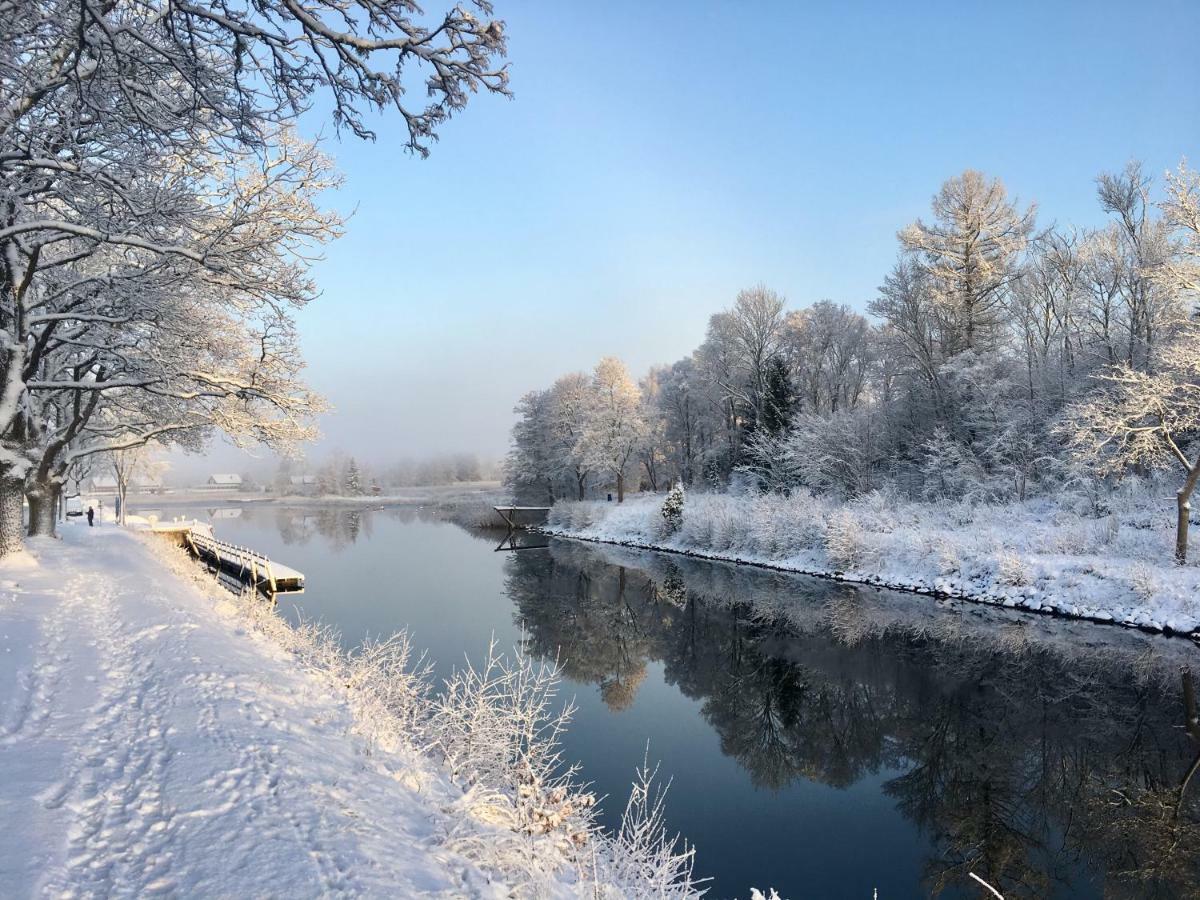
287 475 318 495
206 474 243 490
88 475 118 493
133 477 165 494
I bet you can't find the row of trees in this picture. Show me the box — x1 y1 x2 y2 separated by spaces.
507 164 1200 557
0 0 510 555
508 357 649 503
271 452 494 496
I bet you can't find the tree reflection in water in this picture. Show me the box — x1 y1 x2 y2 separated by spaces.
505 539 1200 899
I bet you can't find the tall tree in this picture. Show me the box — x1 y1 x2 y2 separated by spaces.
548 373 593 500
579 357 644 502
899 170 1035 354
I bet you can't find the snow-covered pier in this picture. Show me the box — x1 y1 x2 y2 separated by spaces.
492 506 551 529
153 524 304 595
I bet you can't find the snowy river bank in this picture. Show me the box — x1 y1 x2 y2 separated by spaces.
544 491 1200 640
0 522 701 898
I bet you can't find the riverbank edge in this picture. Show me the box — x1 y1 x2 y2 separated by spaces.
538 526 1200 645
131 526 705 896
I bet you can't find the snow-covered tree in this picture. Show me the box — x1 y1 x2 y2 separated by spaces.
1161 162 1200 307
696 286 787 466
1063 323 1200 562
899 170 1035 354
579 357 644 502
637 368 672 492
505 389 558 504
548 373 594 500
12 135 333 539
107 445 167 526
0 0 510 555
345 458 363 496
782 300 873 416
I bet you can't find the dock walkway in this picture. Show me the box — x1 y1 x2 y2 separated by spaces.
151 522 304 596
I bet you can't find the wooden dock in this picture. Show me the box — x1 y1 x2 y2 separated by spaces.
153 523 304 596
492 506 551 530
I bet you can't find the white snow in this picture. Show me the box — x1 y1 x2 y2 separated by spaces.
545 489 1200 638
0 522 700 897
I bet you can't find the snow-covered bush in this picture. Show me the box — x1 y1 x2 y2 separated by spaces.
921 428 994 502
738 430 802 494
848 487 900 534
345 633 430 750
587 757 699 897
920 534 961 577
660 483 685 536
823 511 872 571
994 550 1030 587
790 409 883 497
1127 563 1161 605
433 641 584 827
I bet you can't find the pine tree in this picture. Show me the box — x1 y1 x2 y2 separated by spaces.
345 458 363 496
762 357 794 436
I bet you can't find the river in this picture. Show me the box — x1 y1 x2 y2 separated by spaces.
133 500 1200 899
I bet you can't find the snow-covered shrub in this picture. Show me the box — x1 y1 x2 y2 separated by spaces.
546 501 584 532
784 492 828 550
660 483 685 536
848 487 900 534
994 550 1030 587
944 498 980 527
709 499 741 553
586 757 700 897
920 535 961 576
345 632 431 750
738 430 802 494
823 511 872 570
790 409 883 497
1050 519 1093 555
1090 514 1120 549
676 493 743 553
1127 563 1161 605
433 641 580 811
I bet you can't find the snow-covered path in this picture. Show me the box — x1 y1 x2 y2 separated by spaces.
0 524 505 898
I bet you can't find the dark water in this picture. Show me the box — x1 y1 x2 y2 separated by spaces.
141 502 1200 899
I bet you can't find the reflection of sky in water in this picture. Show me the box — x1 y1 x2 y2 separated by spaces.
138 503 1200 900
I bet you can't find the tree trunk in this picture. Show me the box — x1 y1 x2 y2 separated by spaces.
0 470 25 557
616 472 625 503
643 459 658 493
576 472 586 501
1176 463 1200 565
27 482 58 538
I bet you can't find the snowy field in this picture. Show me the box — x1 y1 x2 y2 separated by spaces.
0 522 701 898
545 488 1200 638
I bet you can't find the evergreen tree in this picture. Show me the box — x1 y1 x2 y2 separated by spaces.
345 458 363 496
762 357 795 436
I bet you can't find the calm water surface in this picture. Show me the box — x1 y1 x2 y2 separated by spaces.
139 502 1200 899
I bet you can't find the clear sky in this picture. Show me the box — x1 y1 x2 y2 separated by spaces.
183 0 1200 478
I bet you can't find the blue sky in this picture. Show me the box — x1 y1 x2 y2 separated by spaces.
208 0 1200 472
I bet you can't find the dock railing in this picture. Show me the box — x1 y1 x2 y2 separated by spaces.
184 530 302 595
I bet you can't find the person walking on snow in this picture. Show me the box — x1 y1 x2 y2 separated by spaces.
86 506 94 527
